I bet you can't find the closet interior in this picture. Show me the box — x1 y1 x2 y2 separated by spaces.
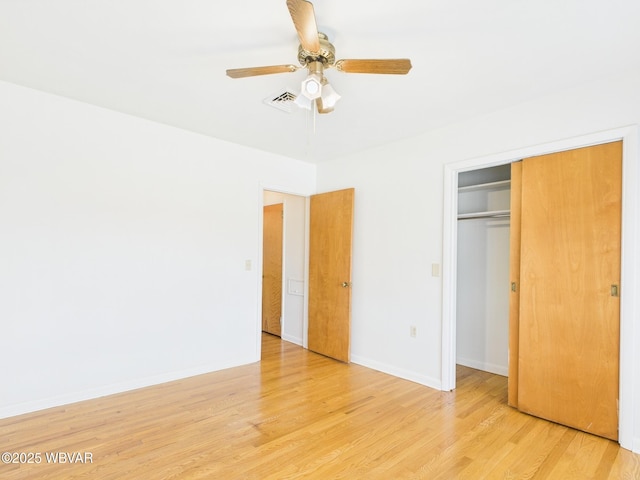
456 164 511 376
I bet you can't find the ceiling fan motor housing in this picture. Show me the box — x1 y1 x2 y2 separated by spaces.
298 32 335 66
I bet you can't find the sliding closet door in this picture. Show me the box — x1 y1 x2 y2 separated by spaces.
517 141 622 440
507 161 522 408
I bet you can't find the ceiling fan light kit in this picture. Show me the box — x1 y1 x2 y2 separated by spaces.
294 60 341 112
300 62 323 100
316 79 340 114
226 0 412 115
293 91 312 110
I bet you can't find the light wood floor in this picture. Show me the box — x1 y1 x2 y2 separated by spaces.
1 334 638 479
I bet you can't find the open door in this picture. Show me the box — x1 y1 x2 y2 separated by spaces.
262 203 283 336
308 188 354 362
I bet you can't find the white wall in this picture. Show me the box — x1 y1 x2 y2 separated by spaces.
316 69 640 451
263 191 306 345
456 217 510 375
456 216 510 374
0 81 315 418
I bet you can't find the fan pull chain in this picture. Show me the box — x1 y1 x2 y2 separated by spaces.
313 100 317 134
304 101 313 158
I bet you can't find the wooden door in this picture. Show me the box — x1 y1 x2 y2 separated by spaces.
308 188 354 362
262 203 283 336
507 161 522 408
517 141 622 440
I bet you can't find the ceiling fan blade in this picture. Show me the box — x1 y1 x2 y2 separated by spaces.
226 64 299 78
334 59 412 75
286 0 320 53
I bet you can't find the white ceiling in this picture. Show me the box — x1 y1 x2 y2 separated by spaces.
1 0 639 163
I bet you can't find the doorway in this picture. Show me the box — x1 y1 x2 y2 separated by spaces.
262 190 307 350
260 187 355 363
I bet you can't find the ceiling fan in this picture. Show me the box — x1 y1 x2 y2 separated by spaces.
226 0 412 114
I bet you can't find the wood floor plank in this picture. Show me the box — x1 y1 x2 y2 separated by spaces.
1 334 638 479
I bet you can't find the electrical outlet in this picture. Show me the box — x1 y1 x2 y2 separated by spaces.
410 326 417 338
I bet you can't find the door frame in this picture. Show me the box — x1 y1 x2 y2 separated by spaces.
441 125 639 451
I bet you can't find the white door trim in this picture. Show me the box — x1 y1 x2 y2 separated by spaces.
441 125 639 451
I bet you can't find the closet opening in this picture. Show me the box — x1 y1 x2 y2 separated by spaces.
455 164 511 382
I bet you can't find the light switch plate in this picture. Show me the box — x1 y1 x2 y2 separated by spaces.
431 263 440 277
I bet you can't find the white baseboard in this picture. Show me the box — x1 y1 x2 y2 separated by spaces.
456 357 508 377
0 358 255 420
350 354 441 391
280 333 303 346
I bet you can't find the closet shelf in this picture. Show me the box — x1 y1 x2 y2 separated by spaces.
457 209 510 220
458 179 511 193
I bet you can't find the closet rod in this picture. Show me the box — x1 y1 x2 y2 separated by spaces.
457 210 510 220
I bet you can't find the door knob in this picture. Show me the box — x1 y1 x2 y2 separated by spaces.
341 281 351 288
